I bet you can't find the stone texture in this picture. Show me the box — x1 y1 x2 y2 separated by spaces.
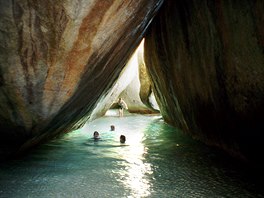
1 0 263 167
0 0 163 159
138 40 160 112
89 40 159 121
144 0 264 165
119 40 159 114
89 43 142 121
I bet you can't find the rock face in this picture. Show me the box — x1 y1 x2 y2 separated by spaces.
1 0 263 167
144 0 264 164
118 40 159 114
0 0 163 159
138 40 160 112
89 40 158 121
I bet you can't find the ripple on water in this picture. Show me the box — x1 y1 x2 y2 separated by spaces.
0 112 264 197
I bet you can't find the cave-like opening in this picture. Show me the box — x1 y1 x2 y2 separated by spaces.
89 38 160 122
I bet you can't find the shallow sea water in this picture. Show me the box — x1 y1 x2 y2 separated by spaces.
0 110 264 198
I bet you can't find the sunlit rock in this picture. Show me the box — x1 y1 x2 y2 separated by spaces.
145 0 264 165
148 91 159 111
89 40 159 120
119 40 159 114
138 40 160 112
89 47 138 121
0 0 163 159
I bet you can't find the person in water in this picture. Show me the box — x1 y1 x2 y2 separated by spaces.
120 135 126 143
110 125 115 131
93 131 100 140
117 97 128 117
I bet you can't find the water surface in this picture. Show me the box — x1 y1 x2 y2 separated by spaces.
0 111 263 197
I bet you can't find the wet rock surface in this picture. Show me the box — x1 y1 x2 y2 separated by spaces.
0 0 163 159
144 0 264 165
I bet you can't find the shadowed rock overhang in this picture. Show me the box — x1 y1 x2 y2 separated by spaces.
0 0 164 160
0 0 264 167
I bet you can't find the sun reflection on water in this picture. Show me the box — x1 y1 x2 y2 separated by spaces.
115 133 153 197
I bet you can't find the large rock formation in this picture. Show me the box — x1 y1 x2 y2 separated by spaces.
118 40 159 114
89 40 158 121
144 0 264 165
1 0 263 167
0 0 163 159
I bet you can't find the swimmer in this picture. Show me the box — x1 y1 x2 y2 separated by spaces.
120 135 126 143
93 131 100 140
110 125 115 131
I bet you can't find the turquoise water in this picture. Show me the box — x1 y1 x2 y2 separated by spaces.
0 110 264 198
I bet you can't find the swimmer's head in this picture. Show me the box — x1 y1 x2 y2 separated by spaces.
110 125 115 131
120 135 126 143
93 131 99 138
